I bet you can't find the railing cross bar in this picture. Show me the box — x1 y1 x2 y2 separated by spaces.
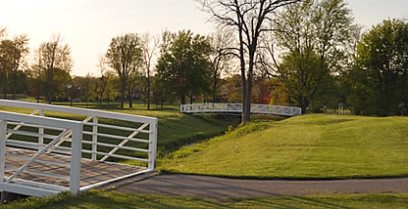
100 123 149 162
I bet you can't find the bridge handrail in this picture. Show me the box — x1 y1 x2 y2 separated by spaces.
180 103 302 116
0 99 158 189
0 111 83 196
0 99 157 124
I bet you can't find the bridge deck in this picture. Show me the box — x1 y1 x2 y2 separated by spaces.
5 147 145 189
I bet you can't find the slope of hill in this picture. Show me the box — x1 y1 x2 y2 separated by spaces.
161 114 408 179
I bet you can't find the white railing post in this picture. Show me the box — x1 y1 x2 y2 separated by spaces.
92 116 98 161
148 121 158 170
38 109 44 150
69 124 83 195
0 120 7 183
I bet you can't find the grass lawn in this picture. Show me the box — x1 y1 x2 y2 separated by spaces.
0 102 235 156
1 191 407 209
161 114 408 179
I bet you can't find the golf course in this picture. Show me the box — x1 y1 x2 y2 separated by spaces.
0 103 407 208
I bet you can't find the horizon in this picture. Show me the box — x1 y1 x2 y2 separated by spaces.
1 0 407 76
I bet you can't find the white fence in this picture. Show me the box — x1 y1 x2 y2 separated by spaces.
0 99 158 197
180 103 302 116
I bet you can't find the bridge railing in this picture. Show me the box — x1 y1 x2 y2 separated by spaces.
0 99 158 195
180 103 302 116
0 111 83 196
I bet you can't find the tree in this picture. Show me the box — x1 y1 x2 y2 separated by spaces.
156 31 212 104
346 19 408 115
141 34 159 110
209 29 234 102
199 0 301 123
72 74 97 106
96 55 112 104
0 35 29 99
0 28 6 98
27 50 45 103
38 35 72 104
106 33 143 109
272 0 358 113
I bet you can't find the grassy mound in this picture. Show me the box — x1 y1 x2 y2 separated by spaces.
161 114 408 179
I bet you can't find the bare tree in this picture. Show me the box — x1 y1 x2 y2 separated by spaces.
210 29 234 102
96 55 111 104
38 35 72 104
106 33 143 109
199 0 302 123
141 34 159 110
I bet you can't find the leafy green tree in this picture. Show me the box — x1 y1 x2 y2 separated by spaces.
273 0 358 113
106 33 143 109
156 31 212 104
346 19 408 115
52 67 72 101
0 35 29 99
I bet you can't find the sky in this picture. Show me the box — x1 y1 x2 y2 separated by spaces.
0 0 407 76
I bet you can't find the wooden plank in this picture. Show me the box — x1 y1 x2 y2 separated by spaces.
4 147 144 188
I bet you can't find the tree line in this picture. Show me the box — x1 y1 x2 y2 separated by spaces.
1 0 407 124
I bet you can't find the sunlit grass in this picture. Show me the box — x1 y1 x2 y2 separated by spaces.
161 114 408 179
2 190 407 209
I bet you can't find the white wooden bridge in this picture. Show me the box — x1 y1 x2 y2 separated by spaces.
0 100 158 197
180 103 302 116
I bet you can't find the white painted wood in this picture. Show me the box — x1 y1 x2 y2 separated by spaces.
70 125 83 195
92 116 98 161
100 123 150 162
0 100 159 197
148 122 158 170
0 99 157 124
39 109 44 150
0 182 60 197
0 120 6 183
180 103 302 116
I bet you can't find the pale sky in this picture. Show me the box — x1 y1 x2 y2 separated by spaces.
0 0 407 76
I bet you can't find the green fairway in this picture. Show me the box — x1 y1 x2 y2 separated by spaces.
161 114 408 179
2 191 407 209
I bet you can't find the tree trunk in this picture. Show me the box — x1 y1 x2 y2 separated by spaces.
147 71 151 110
241 76 247 123
46 70 53 104
128 88 133 108
180 95 186 105
301 96 309 114
120 81 125 109
212 74 218 103
3 71 7 99
2 85 6 99
12 68 17 100
244 74 253 122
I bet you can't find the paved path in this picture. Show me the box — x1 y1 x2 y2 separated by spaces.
114 175 408 201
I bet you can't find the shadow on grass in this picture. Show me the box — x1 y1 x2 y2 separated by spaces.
9 191 400 209
159 170 408 181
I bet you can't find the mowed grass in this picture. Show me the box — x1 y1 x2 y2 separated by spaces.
0 103 233 156
161 114 408 179
2 190 407 209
